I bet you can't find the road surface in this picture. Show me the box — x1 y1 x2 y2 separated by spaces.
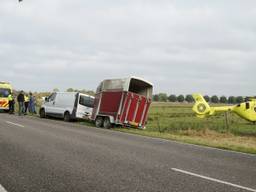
0 113 255 192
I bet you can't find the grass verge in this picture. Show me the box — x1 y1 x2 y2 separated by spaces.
115 128 256 154
114 102 256 154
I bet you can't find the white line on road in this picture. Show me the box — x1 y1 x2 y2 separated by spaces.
172 168 256 192
0 184 8 192
5 121 24 128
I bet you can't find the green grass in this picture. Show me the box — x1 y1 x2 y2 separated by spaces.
146 102 256 136
117 102 256 154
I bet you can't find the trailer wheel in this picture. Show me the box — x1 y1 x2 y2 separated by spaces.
39 108 46 118
95 116 103 128
64 112 71 122
103 117 112 129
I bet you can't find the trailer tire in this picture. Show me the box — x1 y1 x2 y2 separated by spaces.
103 117 112 129
39 108 46 118
64 111 71 122
95 116 103 128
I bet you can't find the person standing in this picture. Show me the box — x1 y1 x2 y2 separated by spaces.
17 91 25 116
8 92 15 114
24 94 29 114
29 92 36 114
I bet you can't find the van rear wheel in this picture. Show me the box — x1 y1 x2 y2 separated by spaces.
103 117 111 129
95 116 103 128
64 112 71 122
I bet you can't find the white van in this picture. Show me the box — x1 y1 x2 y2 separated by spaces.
39 92 95 121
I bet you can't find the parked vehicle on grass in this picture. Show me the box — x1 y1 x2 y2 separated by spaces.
91 77 153 129
0 82 12 111
39 92 94 121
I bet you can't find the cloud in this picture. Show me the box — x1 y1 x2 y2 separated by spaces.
0 0 255 96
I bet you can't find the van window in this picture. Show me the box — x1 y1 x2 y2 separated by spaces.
48 93 56 102
0 88 10 97
79 95 94 108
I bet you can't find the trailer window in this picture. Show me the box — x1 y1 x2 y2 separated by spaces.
0 88 10 97
102 79 126 91
79 96 94 108
128 78 152 98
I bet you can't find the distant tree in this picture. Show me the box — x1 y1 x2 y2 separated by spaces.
53 88 59 92
236 96 244 103
203 95 210 102
66 88 74 92
177 94 185 102
83 90 95 96
211 95 219 103
228 96 236 104
153 94 159 102
168 94 177 102
158 93 168 102
219 96 227 103
185 94 194 103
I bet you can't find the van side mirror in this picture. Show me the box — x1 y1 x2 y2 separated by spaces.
45 97 48 102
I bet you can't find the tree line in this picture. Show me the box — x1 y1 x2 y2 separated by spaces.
153 93 247 104
53 88 95 96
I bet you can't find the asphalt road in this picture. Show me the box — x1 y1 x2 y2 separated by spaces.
0 113 255 192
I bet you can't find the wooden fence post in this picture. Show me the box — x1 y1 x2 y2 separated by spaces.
224 112 229 131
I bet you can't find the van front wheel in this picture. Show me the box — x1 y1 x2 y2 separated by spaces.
64 112 71 122
40 108 46 118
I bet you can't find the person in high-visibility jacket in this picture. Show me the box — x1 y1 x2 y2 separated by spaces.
8 93 15 114
24 94 29 114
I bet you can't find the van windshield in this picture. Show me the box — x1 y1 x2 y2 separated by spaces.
79 95 94 108
0 88 10 97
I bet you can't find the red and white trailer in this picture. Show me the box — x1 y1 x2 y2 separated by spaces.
91 77 153 129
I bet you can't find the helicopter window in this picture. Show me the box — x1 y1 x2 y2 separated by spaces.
246 102 250 109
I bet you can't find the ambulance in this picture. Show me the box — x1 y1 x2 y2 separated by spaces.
0 82 12 111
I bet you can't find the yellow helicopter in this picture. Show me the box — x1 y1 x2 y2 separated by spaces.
192 94 256 123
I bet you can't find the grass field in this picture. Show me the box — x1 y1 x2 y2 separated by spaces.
116 102 256 154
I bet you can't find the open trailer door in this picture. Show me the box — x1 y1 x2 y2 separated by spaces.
119 77 153 128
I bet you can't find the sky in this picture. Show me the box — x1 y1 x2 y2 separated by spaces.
0 0 255 96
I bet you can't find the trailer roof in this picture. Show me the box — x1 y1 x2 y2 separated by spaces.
97 76 153 98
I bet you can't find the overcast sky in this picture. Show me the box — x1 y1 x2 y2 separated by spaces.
0 0 255 96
